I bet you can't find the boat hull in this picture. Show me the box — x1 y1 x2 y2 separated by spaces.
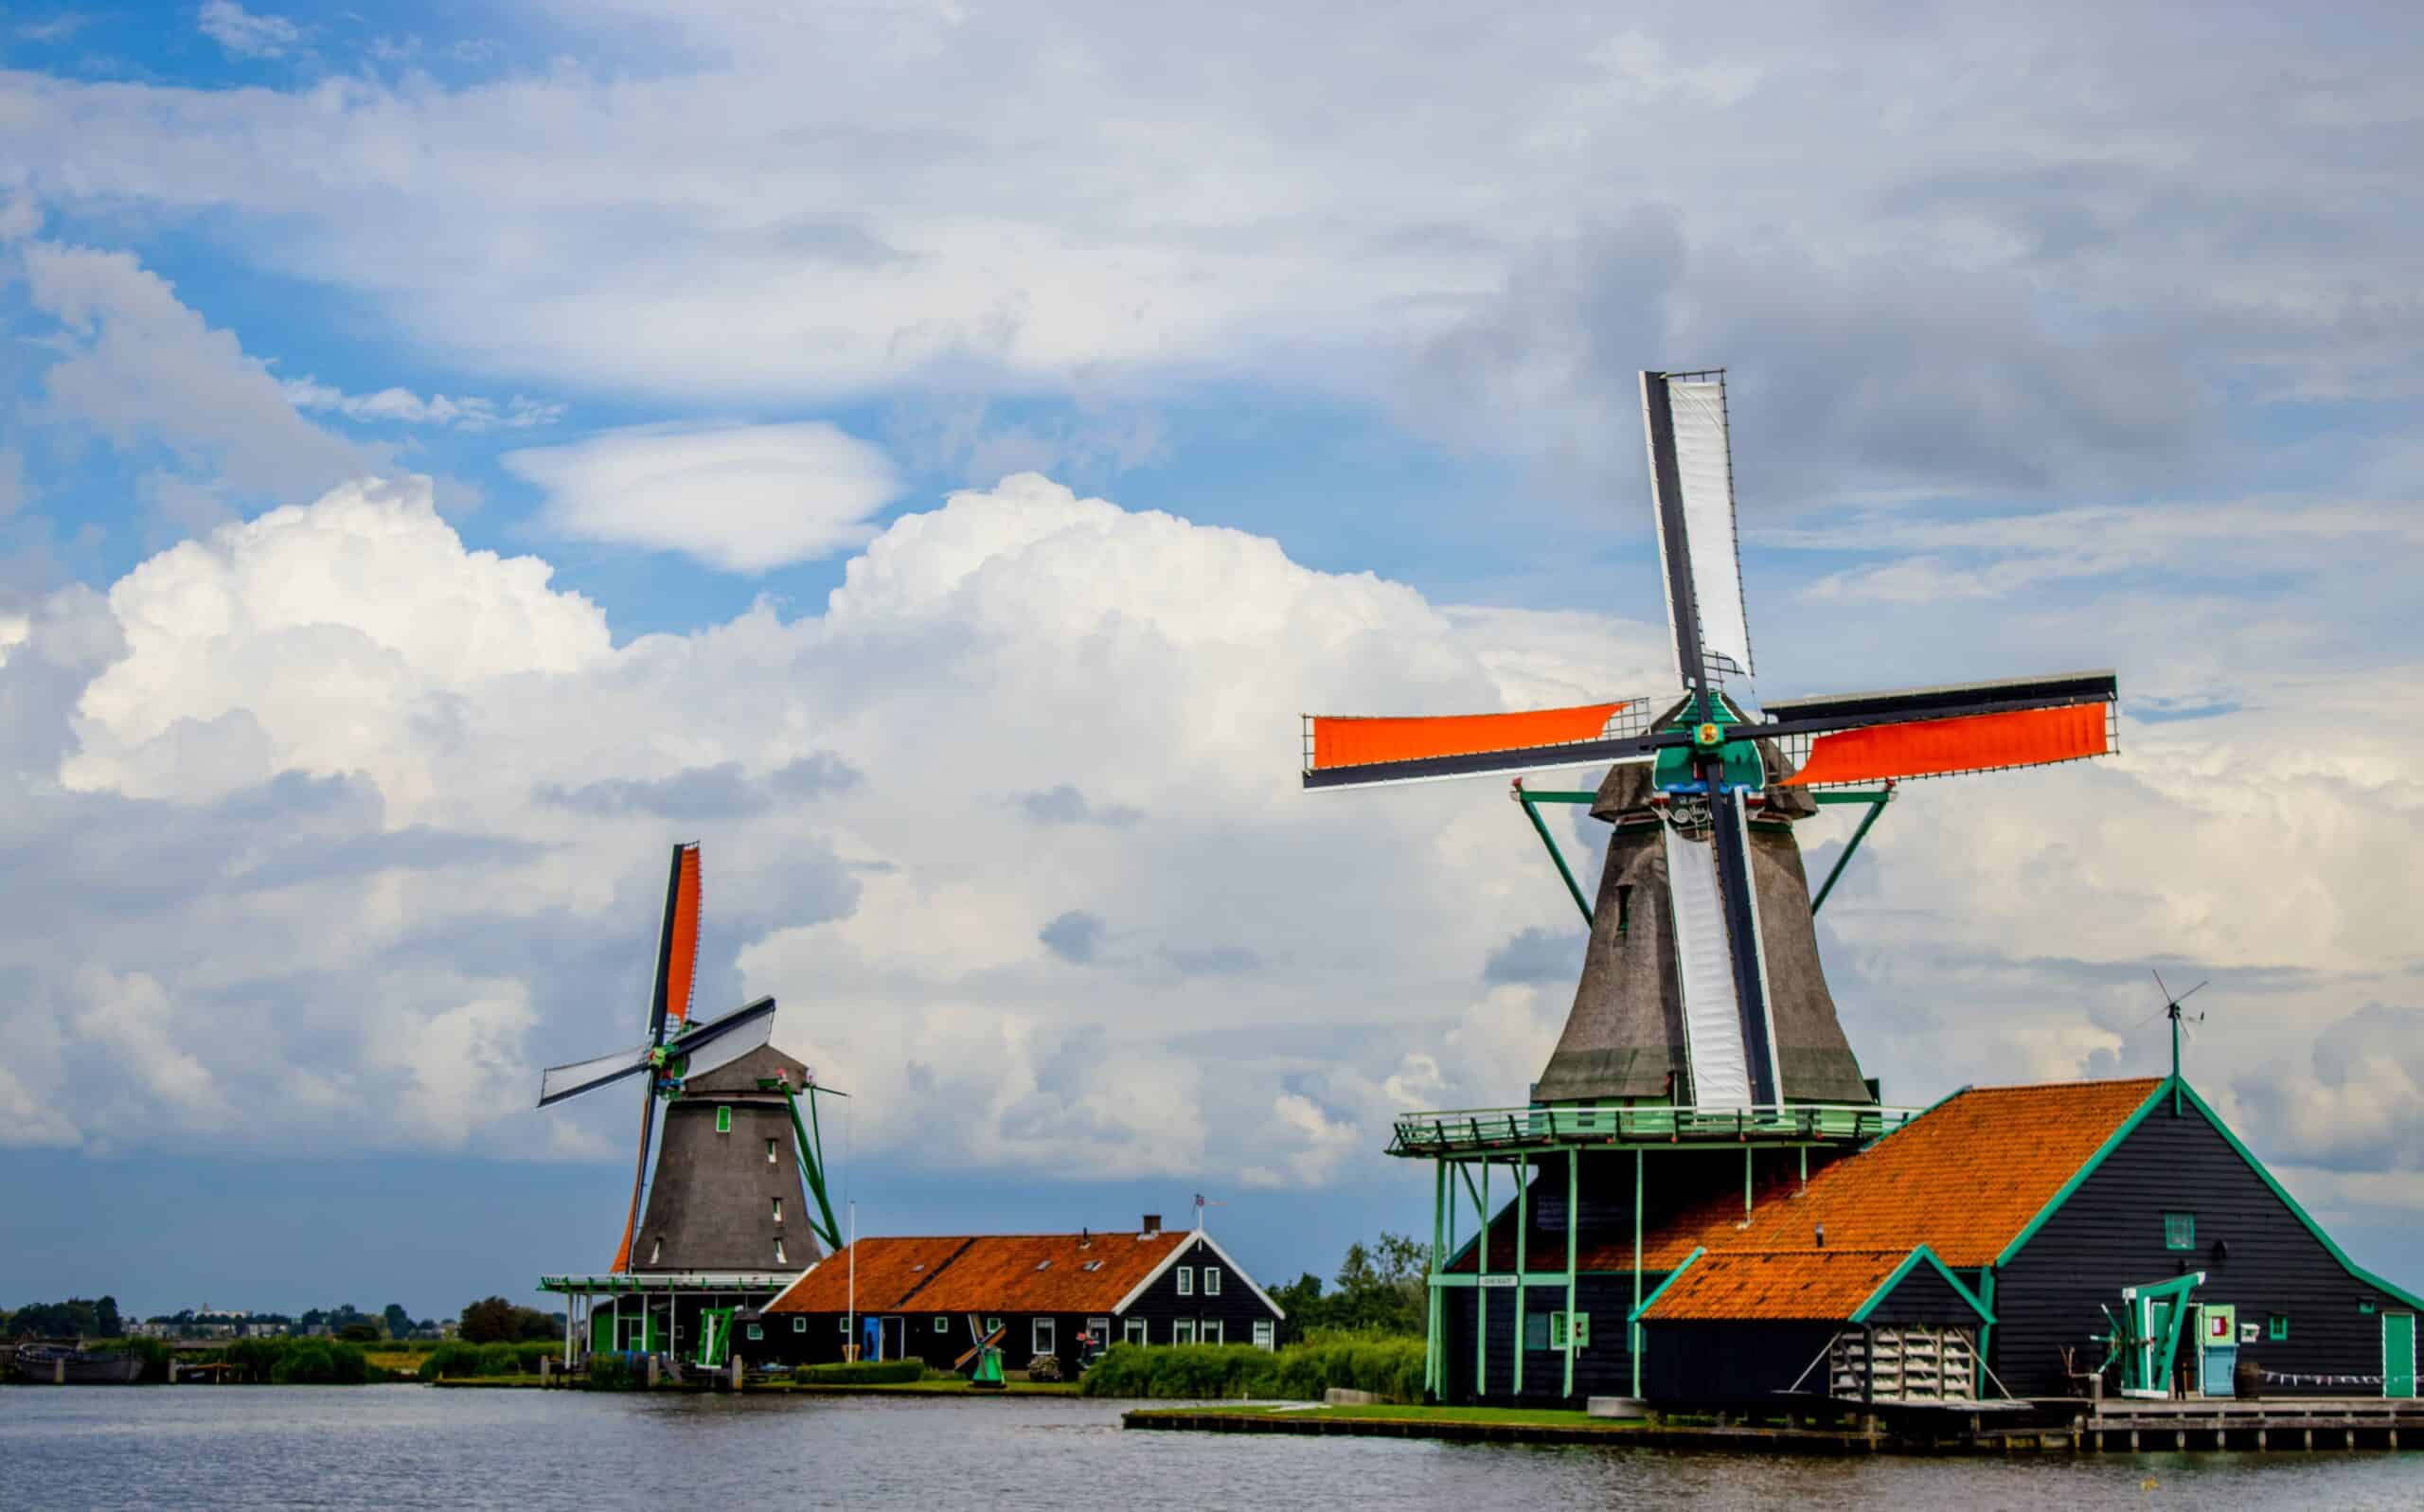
15 1348 146 1384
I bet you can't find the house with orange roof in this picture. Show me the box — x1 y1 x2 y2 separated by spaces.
743 1215 1284 1375
1409 1075 2421 1409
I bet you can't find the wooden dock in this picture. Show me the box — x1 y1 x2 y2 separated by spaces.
2065 1396 2422 1452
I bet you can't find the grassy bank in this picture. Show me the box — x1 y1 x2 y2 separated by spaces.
1078 1334 1424 1402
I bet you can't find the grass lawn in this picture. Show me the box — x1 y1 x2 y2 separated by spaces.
768 1377 1079 1396
1143 1403 1636 1429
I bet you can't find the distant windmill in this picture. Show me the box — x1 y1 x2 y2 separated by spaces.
1303 369 2122 1112
537 844 829 1271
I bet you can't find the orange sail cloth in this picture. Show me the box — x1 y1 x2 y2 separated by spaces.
662 844 703 1029
1785 702 2109 788
1310 703 1627 771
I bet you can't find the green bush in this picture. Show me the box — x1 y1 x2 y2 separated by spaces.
416 1342 484 1380
584 1354 636 1391
791 1360 926 1385
269 1341 373 1384
1077 1332 1425 1402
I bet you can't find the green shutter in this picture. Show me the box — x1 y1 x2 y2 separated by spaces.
2269 1313 2290 1341
2163 1212 2195 1251
716 1106 732 1134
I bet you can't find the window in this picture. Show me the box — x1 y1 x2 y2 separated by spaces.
774 1238 787 1265
2164 1212 2196 1251
1548 1311 1592 1349
746 1324 763 1341
1173 1319 1196 1345
1034 1259 1051 1271
1549 1311 1570 1349
1034 1318 1056 1356
936 1317 950 1334
1125 1318 1148 1347
1082 1260 1103 1272
1616 883 1633 936
2362 1302 2379 1315
1204 1268 1221 1296
837 1317 848 1332
766 1138 778 1164
1252 1320 1274 1351
1089 1317 1111 1348
1177 1267 1194 1297
2269 1313 2290 1342
649 1236 662 1265
1525 1311 1551 1351
716 1106 732 1134
772 1197 783 1223
987 1317 1002 1335
1202 1320 1223 1346
793 1318 806 1334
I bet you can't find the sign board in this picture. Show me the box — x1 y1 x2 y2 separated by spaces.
1479 1274 1519 1289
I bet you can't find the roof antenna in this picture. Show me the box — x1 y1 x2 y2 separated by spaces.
2151 969 2208 1116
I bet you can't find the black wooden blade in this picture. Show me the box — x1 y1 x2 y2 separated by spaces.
1705 786 1779 1108
1301 730 1670 790
1755 671 2116 738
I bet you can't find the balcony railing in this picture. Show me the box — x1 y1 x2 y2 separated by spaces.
1386 1102 1920 1155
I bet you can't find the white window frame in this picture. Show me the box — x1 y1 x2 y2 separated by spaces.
774 1237 787 1265
1176 1267 1194 1297
1087 1317 1111 1349
766 1138 779 1164
1202 1319 1222 1346
1173 1319 1196 1345
1124 1318 1148 1347
1034 1317 1056 1357
1253 1320 1274 1351
793 1317 806 1333
935 1316 950 1334
1203 1267 1221 1296
772 1197 783 1223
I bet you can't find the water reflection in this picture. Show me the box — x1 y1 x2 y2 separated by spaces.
4 1387 2418 1511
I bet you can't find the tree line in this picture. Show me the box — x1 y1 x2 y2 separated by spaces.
1266 1231 1427 1341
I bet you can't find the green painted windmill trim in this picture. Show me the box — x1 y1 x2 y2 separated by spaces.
1627 1246 1706 1326
1989 1079 2168 1269
1517 793 1595 925
1847 1244 1994 1325
778 1085 846 1254
2169 1078 2424 1313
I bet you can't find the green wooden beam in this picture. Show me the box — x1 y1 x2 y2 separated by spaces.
1810 788 1893 916
1517 794 1595 926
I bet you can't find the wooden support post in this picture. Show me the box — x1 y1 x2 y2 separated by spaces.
1743 1146 1753 1214
2257 1428 2267 1450
1475 1157 1489 1397
1563 1147 1578 1400
2303 1427 2312 1450
1513 1154 1528 1398
2345 1428 2356 1450
731 1355 744 1392
647 1354 660 1390
1427 1159 1445 1400
1631 1145 1644 1399
2129 1430 2139 1450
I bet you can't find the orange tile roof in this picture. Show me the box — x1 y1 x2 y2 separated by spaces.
1630 1078 2163 1269
764 1231 1190 1316
764 1236 973 1312
1640 1249 1919 1322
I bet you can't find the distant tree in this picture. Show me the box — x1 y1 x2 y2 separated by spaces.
457 1297 519 1343
383 1304 413 1339
6 1297 124 1340
338 1322 383 1343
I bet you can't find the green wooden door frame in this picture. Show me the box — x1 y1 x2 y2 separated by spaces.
2387 1313 2416 1399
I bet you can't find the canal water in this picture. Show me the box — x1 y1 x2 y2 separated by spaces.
6 1387 2420 1510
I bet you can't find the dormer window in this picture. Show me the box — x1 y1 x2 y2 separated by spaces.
1035 1259 1051 1272
1082 1260 1103 1272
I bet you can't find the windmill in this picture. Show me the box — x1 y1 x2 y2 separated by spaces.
537 843 839 1272
1303 369 2121 1112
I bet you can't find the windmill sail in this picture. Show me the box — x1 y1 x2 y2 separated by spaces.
667 996 777 1080
650 842 704 1036
1654 374 1754 680
1664 824 1752 1109
537 1041 656 1108
1302 703 1650 789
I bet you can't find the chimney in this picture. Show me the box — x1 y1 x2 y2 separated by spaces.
1079 1228 1091 1249
1142 1214 1162 1236
1814 1223 1826 1248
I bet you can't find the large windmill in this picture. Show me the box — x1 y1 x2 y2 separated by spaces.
1303 370 2119 1112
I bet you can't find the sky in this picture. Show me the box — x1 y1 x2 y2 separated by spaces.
1 1 2421 1320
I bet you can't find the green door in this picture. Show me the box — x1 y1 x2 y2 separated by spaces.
2386 1313 2416 1398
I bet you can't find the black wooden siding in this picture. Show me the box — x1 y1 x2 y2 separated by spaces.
1440 1272 1661 1404
1119 1236 1284 1346
1992 1096 2412 1398
1640 1320 1839 1405
1863 1259 1980 1327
